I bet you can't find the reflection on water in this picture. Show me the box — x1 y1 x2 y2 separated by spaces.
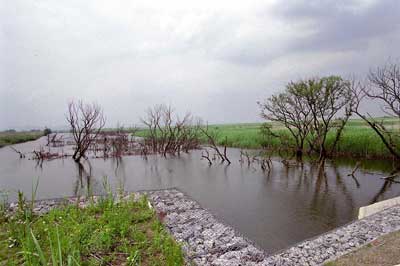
1 136 399 253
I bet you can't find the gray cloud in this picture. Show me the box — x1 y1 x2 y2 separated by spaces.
1 0 399 130
272 0 400 53
211 0 400 66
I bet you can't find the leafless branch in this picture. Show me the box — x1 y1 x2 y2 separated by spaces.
66 100 106 163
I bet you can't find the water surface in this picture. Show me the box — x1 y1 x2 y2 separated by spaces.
1 136 399 253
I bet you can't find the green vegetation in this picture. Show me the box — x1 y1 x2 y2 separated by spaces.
133 117 400 159
134 123 264 149
200 118 399 159
201 123 264 149
0 194 184 265
325 230 400 266
0 131 44 148
259 76 353 160
134 118 399 159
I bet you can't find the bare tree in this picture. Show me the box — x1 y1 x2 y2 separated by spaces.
180 117 203 153
46 133 64 147
201 149 213 165
141 105 165 154
66 100 106 163
200 125 231 164
110 125 129 158
351 62 400 162
10 146 25 158
141 104 202 156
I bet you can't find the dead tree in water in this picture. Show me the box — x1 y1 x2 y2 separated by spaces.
66 100 106 163
258 76 353 161
240 150 272 173
141 105 163 154
201 149 212 165
351 61 400 163
299 76 353 162
239 150 252 167
32 146 63 161
139 142 148 160
258 83 313 160
348 161 361 177
10 146 25 158
141 104 202 156
258 155 272 173
107 125 129 158
200 125 230 164
46 133 64 147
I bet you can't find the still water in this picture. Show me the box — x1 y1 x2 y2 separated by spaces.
1 136 399 253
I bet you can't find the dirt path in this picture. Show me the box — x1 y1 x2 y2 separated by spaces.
326 230 400 266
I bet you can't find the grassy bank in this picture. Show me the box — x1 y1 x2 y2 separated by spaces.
0 131 44 148
325 230 400 266
0 195 184 265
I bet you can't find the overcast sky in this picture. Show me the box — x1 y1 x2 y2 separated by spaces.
1 0 400 130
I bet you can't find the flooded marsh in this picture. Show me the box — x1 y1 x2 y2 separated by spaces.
0 136 399 253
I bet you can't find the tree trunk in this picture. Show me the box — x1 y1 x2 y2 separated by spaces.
296 149 303 160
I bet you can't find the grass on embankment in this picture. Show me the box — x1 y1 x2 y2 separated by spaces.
0 131 44 148
325 230 400 266
0 195 184 265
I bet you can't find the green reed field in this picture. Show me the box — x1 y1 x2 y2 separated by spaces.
135 117 399 159
0 131 44 148
207 118 399 159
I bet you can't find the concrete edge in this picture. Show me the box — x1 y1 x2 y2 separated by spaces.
358 195 400 219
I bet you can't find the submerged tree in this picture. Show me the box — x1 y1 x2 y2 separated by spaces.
259 81 313 159
259 76 353 161
141 104 202 156
199 124 231 164
43 127 52 136
351 61 400 162
297 76 353 161
66 100 106 163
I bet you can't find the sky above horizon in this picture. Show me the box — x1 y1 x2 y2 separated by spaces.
1 0 400 130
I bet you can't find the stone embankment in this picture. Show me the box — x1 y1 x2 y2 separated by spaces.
145 189 400 266
7 189 400 265
263 204 400 265
145 189 266 265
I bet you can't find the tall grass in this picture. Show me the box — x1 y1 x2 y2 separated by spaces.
206 119 399 159
0 179 184 265
0 131 44 148
132 118 399 158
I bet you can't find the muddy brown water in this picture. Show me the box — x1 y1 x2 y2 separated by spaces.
1 136 399 253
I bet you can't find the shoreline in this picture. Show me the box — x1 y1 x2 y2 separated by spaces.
5 189 400 265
